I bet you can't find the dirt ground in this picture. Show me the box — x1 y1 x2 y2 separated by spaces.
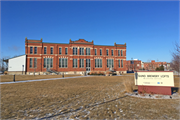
0 74 81 82
1 75 180 119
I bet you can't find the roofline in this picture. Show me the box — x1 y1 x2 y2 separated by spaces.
8 54 26 60
25 41 126 47
43 42 69 45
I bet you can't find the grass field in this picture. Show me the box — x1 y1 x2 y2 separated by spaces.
0 74 81 82
1 75 180 119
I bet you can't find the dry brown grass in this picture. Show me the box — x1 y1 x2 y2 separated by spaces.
1 75 180 119
0 74 81 82
123 78 135 93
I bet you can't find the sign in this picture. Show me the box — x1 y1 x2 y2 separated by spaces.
134 71 174 87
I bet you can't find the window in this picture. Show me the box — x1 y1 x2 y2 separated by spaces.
86 48 90 55
111 50 113 56
95 59 102 68
121 60 123 67
65 48 68 55
59 48 62 55
30 47 33 54
107 59 114 68
51 47 53 54
50 58 53 67
79 48 84 55
73 59 77 68
44 47 47 54
73 47 77 55
30 58 33 67
47 58 49 68
79 59 84 68
34 58 37 68
118 50 120 56
59 58 68 68
44 58 46 67
106 49 109 56
118 60 120 67
86 59 90 67
100 49 102 56
121 50 123 56
34 47 37 54
95 49 97 55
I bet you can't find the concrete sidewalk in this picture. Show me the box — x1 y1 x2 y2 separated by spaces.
0 75 92 85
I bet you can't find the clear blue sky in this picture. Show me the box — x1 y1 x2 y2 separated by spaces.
1 1 179 62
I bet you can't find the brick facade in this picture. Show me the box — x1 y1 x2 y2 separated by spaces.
126 60 142 71
25 38 127 74
143 60 167 71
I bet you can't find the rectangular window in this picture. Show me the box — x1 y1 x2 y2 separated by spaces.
121 60 123 67
47 58 50 68
34 47 37 54
59 48 62 55
62 58 64 67
118 60 120 67
118 50 120 56
51 47 53 54
121 50 123 56
34 58 37 68
95 49 97 55
106 49 109 56
30 58 33 68
73 59 77 68
79 48 84 55
59 58 61 68
100 49 102 56
65 48 68 55
73 47 77 55
65 58 67 67
30 47 33 54
86 48 90 55
111 50 113 56
44 47 47 54
79 59 84 68
95 59 102 68
44 58 46 67
107 59 114 68
86 59 90 67
50 58 53 67
59 58 68 68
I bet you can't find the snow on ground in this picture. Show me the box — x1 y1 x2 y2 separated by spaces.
125 91 180 99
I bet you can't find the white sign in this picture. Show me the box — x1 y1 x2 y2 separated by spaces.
134 71 174 87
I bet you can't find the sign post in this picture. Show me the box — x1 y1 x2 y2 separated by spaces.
135 71 174 95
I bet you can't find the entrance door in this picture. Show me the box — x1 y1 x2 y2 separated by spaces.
86 59 91 73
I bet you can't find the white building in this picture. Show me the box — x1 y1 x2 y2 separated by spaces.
8 55 26 75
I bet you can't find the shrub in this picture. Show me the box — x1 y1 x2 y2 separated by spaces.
4 71 8 75
123 78 135 93
88 72 105 75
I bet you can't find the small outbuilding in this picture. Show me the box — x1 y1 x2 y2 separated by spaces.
8 55 26 75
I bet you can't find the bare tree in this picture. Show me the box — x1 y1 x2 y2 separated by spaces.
0 57 10 71
171 42 180 76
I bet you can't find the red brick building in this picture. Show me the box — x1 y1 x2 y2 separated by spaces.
25 38 127 74
126 59 142 71
143 60 167 71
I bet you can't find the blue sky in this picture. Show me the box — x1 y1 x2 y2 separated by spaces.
1 1 179 62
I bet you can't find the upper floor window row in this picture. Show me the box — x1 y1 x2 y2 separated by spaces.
118 50 123 56
59 47 68 55
30 47 37 54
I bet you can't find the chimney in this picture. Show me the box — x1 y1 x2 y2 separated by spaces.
114 42 116 46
